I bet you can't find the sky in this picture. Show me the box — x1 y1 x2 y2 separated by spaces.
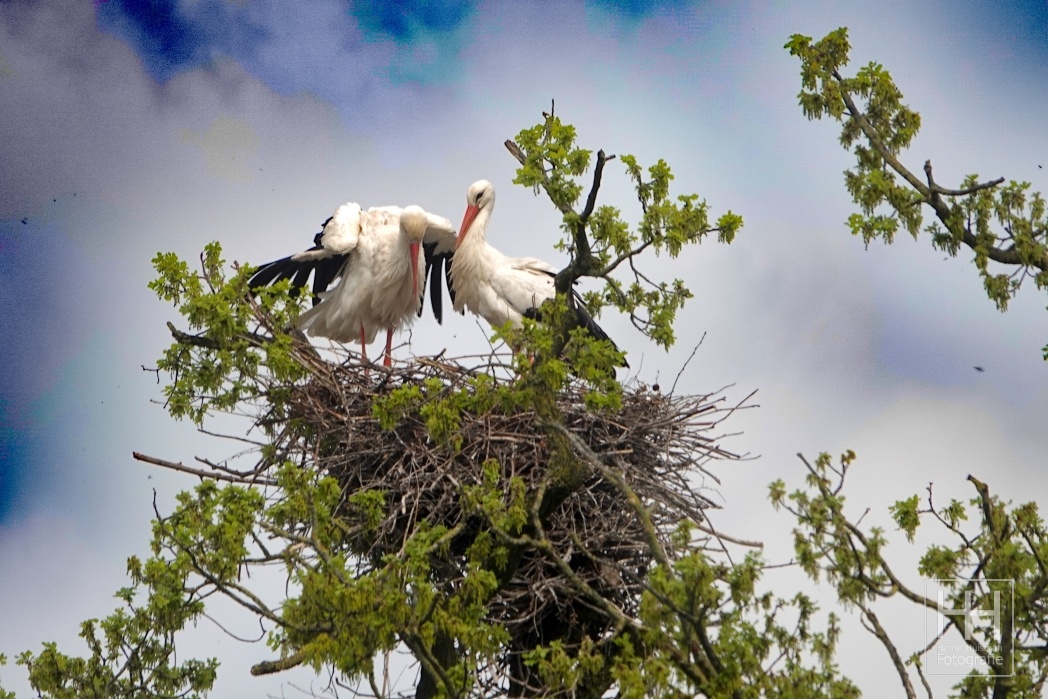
1 0 1046 696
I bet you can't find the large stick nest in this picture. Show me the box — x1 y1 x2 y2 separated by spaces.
267 347 748 655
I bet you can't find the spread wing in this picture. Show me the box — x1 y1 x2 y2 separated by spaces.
419 212 459 324
248 203 363 306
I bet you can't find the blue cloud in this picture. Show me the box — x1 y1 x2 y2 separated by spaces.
96 0 268 82
351 0 474 42
96 0 208 81
0 217 82 526
588 0 690 20
0 418 31 526
95 0 476 92
998 0 1048 58
351 0 476 85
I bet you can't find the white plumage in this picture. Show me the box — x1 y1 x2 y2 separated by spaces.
250 203 456 366
450 180 623 360
450 180 560 328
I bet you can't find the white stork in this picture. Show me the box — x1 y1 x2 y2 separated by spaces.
450 180 624 362
249 203 456 366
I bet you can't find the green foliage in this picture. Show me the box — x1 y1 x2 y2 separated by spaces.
938 178 1048 312
266 464 348 552
521 639 605 697
617 551 860 698
161 480 265 583
0 656 15 699
347 489 387 534
373 376 468 447
510 111 742 351
786 28 923 246
10 483 262 698
890 494 920 543
789 28 1048 356
776 451 1048 696
149 243 311 426
372 363 580 451
271 512 507 690
372 383 425 430
563 325 624 412
513 116 592 211
462 459 528 541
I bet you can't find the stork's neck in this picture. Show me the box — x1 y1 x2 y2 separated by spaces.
459 203 493 250
450 202 498 298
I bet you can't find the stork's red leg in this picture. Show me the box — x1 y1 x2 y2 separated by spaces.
359 322 368 362
383 327 394 367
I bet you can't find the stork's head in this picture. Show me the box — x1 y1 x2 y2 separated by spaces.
457 180 494 249
400 205 428 299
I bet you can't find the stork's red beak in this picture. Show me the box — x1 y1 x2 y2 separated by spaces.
456 204 480 249
409 242 420 299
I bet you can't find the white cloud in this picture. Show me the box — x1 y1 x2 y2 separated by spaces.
1 0 1046 696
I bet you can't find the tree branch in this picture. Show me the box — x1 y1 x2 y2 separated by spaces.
833 71 1047 273
503 139 574 219
132 451 278 486
832 70 928 196
556 149 613 294
924 160 1004 196
860 606 916 699
400 631 461 699
165 321 276 351
250 647 309 676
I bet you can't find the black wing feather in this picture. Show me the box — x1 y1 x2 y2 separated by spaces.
429 255 444 323
520 275 628 368
445 256 458 309
310 255 348 302
421 241 442 322
248 225 349 307
420 242 460 323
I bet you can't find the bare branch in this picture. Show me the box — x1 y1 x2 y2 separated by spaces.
860 606 917 699
251 647 309 676
671 334 705 395
557 149 613 294
924 160 1004 196
132 451 278 486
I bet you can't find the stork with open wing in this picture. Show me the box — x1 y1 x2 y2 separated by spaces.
249 203 456 366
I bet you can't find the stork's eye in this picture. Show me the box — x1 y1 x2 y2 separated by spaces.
475 190 484 204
